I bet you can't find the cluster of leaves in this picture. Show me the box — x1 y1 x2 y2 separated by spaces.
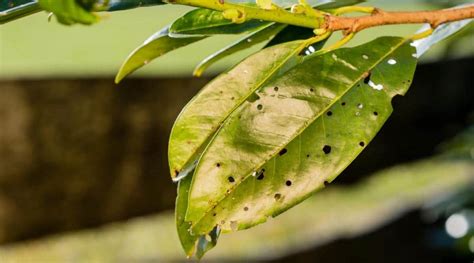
2 0 472 259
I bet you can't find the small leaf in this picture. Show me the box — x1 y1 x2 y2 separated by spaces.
193 23 287 76
38 0 99 25
115 26 206 83
170 8 269 35
169 40 312 180
186 37 417 235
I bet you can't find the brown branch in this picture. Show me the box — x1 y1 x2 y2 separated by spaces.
325 5 474 33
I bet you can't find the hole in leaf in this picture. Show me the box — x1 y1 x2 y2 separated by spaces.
341 102 346 106
279 148 288 156
357 103 363 109
228 176 235 183
274 87 279 92
246 93 260 102
286 180 292 186
373 111 378 116
327 111 333 116
274 193 281 200
359 142 365 147
323 145 332 154
363 72 371 84
257 104 263 110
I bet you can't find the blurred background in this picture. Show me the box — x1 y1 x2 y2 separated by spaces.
0 0 473 262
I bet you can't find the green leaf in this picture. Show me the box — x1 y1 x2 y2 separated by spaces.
38 0 98 25
0 1 40 24
176 171 221 258
185 37 417 235
193 23 287 76
115 26 206 83
170 8 270 35
169 40 312 180
0 0 34 11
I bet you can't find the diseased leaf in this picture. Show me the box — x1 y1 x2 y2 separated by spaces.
170 8 270 35
186 37 417 234
169 40 313 180
115 26 206 83
193 23 287 76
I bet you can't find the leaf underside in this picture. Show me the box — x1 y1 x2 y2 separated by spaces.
183 37 417 236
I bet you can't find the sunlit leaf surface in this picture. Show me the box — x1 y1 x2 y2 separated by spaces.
169 40 310 179
185 37 417 236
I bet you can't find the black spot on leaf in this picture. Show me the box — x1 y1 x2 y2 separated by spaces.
228 176 235 183
323 145 331 154
363 72 371 84
286 180 292 186
279 148 288 156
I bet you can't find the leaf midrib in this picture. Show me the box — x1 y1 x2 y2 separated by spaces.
189 37 408 229
174 39 309 178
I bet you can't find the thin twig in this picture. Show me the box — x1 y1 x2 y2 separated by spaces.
325 5 474 33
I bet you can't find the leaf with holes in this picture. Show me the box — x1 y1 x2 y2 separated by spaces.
185 37 417 235
168 40 325 180
115 26 206 83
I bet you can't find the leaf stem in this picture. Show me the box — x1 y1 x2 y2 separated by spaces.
167 0 324 28
168 0 474 38
325 5 474 33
